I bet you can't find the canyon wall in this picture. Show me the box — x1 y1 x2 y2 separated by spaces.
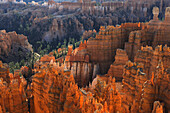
65 42 98 87
87 24 140 74
121 61 148 113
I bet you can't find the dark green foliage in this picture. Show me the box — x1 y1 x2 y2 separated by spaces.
9 62 22 73
8 52 39 73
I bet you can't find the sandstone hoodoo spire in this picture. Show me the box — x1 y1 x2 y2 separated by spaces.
153 7 159 21
165 7 170 22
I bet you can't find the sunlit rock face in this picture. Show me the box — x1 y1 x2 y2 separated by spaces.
32 55 79 113
125 7 170 61
0 61 10 84
0 6 169 113
134 45 170 78
0 61 28 113
32 56 86 113
121 43 170 113
152 101 164 113
31 53 123 113
0 46 169 113
65 6 170 86
121 61 148 113
0 30 33 63
139 61 170 113
65 42 97 87
86 24 141 74
64 23 141 86
31 44 170 113
121 60 170 113
106 49 128 81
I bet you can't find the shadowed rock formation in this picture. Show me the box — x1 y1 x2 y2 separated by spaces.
0 30 33 63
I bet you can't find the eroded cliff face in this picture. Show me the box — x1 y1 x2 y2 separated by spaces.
104 7 170 81
0 61 28 113
42 17 84 42
106 49 129 81
0 46 169 113
31 55 122 113
120 42 170 113
0 30 33 63
32 51 169 113
33 55 79 112
134 45 170 78
139 61 170 113
65 42 99 87
65 23 141 86
121 61 148 113
121 59 170 113
125 7 170 61
64 7 170 86
0 6 169 113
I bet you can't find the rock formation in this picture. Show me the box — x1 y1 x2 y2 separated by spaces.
33 58 121 112
60 0 96 11
134 45 170 78
121 61 147 113
152 101 164 113
65 6 170 86
32 53 122 113
0 61 10 84
125 7 170 61
0 5 169 113
0 61 28 113
86 24 140 74
125 0 170 17
0 43 169 113
64 22 140 86
32 7 170 112
0 30 33 63
81 29 96 40
65 42 95 87
106 49 128 81
121 56 170 113
139 61 170 113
